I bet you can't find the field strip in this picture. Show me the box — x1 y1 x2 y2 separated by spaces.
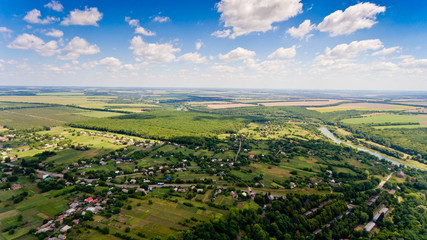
3 110 67 123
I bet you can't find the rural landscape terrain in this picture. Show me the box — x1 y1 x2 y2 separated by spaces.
0 87 426 240
1 0 427 239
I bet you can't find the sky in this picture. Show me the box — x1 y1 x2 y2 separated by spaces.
0 0 427 90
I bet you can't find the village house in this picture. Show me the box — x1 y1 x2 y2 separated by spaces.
11 184 22 190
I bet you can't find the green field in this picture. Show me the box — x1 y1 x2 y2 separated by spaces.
342 114 427 125
72 197 225 239
0 186 68 240
0 106 125 129
70 110 251 141
374 124 427 129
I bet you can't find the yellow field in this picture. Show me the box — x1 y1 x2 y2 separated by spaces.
260 99 345 107
308 102 418 112
207 103 257 109
0 96 159 111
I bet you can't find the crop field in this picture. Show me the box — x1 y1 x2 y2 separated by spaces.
80 197 225 239
0 95 116 107
0 106 126 129
206 103 257 109
260 99 344 107
0 186 68 240
238 122 318 140
394 101 427 106
342 114 427 125
69 110 251 141
374 124 427 129
0 107 91 129
308 102 418 112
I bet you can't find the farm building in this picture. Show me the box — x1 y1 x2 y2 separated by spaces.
365 221 376 232
373 207 389 222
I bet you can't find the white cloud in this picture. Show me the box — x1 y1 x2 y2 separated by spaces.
0 27 12 33
125 17 140 27
314 39 387 70
153 16 170 23
44 0 64 12
135 27 156 36
45 29 63 38
8 33 60 56
317 2 385 36
0 59 18 71
211 29 231 38
99 57 122 71
125 17 156 36
195 41 203 50
178 52 207 64
324 39 383 59
219 47 256 62
23 9 58 24
215 0 303 38
129 36 180 62
268 46 296 59
61 7 103 26
82 57 141 72
399 56 427 69
372 46 400 56
286 20 315 40
59 36 100 60
210 65 238 73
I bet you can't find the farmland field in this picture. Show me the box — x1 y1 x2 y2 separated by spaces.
342 114 427 125
206 103 257 109
260 99 344 107
69 110 252 141
0 106 125 129
308 102 418 112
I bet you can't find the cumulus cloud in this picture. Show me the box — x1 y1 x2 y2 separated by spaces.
44 0 64 12
324 39 383 58
82 57 141 72
0 27 13 38
0 59 19 71
59 36 100 60
61 7 103 26
135 27 156 36
129 36 180 62
178 52 207 64
219 47 256 62
210 64 238 73
372 46 400 56
287 20 315 40
99 57 123 71
211 29 231 38
125 17 139 27
153 16 170 23
45 29 63 38
125 17 156 36
8 33 60 56
195 41 203 50
317 2 385 36
23 9 58 24
399 56 427 69
0 27 12 33
215 0 303 38
268 46 296 59
315 39 386 68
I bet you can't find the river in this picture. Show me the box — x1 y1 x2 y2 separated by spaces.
318 127 404 167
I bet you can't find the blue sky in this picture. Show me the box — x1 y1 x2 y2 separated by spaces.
0 0 426 90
